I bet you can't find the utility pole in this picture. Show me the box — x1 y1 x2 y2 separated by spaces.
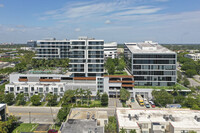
29 112 31 123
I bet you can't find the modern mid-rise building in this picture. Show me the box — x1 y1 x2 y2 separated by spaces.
35 37 104 77
104 42 117 59
184 53 200 61
124 41 176 86
5 73 134 98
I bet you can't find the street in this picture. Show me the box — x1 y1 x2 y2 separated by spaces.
8 106 61 124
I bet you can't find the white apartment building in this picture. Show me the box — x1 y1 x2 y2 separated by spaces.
124 41 177 86
184 53 200 61
117 108 200 133
35 37 104 77
5 73 134 98
104 42 117 59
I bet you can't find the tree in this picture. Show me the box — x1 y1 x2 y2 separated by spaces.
15 62 27 72
16 93 26 105
116 58 125 72
75 88 79 106
177 71 182 83
185 69 197 78
183 77 190 87
62 90 75 105
105 58 115 75
105 116 117 133
46 94 58 106
85 89 92 106
152 89 173 107
79 88 85 106
4 93 15 105
130 129 136 133
56 107 70 126
96 90 101 100
0 115 19 133
120 88 130 102
30 95 41 106
101 93 108 106
119 128 127 133
189 131 197 133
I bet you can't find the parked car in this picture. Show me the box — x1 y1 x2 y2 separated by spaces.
48 129 58 133
144 101 150 108
131 97 135 102
149 101 156 108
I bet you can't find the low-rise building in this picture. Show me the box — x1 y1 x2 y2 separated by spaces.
0 104 6 121
104 42 117 59
5 73 135 98
116 108 200 133
184 53 200 61
60 108 108 133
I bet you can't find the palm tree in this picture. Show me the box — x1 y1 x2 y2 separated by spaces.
130 129 136 133
79 88 85 106
86 89 92 106
119 128 127 133
75 88 79 106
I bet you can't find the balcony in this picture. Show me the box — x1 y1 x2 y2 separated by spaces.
109 80 134 83
18 78 28 82
39 79 60 82
121 84 134 87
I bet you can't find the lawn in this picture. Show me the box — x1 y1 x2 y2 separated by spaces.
134 84 189 90
12 123 38 133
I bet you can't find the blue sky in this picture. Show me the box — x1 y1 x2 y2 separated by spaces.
0 0 200 43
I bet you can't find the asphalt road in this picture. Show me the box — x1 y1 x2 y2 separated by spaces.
8 106 61 124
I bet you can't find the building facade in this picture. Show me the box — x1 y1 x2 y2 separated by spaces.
124 41 177 86
117 108 200 133
35 37 104 77
184 53 200 61
104 42 117 59
5 73 134 98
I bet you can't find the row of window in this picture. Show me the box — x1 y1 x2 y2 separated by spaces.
9 87 64 93
134 76 176 81
133 54 176 58
133 65 176 70
133 60 176 64
133 71 176 75
135 82 175 86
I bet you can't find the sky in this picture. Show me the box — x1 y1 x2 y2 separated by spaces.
0 0 200 44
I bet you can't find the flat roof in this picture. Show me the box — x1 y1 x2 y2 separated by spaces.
61 119 104 133
117 108 200 130
69 109 108 120
0 104 6 111
125 42 175 54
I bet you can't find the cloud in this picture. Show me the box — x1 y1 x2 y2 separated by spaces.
105 20 111 24
0 4 4 7
40 0 163 23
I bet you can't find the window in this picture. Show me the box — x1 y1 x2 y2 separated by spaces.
17 87 20 91
39 88 43 92
60 88 63 92
25 87 28 93
54 88 58 92
46 87 49 92
31 87 34 91
10 87 14 92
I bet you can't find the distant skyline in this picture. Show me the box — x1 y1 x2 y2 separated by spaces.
0 0 200 44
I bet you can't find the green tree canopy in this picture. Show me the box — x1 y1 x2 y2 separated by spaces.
101 92 108 106
152 89 173 107
30 95 41 106
120 88 130 102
